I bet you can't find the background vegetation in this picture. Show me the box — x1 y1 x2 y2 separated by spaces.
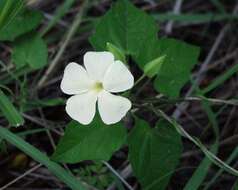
0 0 238 189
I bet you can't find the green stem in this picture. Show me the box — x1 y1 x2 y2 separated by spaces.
133 74 146 87
150 106 238 177
140 96 238 106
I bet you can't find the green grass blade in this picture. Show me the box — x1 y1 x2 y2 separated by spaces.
184 144 218 190
153 13 237 24
202 63 238 94
0 89 24 127
41 0 76 36
0 126 86 190
0 0 13 27
209 0 226 13
184 94 219 190
0 66 33 85
232 180 238 190
204 147 238 190
151 107 238 177
0 0 25 31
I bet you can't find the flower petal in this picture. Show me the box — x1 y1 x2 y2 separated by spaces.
84 51 114 81
103 60 134 93
66 92 97 125
98 90 131 124
60 62 93 95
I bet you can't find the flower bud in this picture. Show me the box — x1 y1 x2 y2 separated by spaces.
106 42 126 63
144 55 166 78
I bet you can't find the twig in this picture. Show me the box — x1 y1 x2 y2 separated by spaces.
221 107 236 138
136 96 238 107
172 3 238 119
0 164 42 190
184 96 238 106
43 13 68 28
165 0 183 34
102 161 134 190
151 106 238 177
22 113 63 136
38 108 56 149
206 48 238 71
107 164 132 190
37 0 89 89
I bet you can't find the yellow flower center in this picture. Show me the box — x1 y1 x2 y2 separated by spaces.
92 82 103 92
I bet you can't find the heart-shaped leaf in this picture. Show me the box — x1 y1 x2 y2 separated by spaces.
53 118 127 163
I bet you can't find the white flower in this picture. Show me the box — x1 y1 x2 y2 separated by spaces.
60 51 134 125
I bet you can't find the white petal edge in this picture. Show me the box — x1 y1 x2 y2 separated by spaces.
65 92 98 125
103 60 134 93
98 90 132 125
60 62 93 95
84 51 114 82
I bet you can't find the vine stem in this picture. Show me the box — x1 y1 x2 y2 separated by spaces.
133 74 146 87
150 105 238 177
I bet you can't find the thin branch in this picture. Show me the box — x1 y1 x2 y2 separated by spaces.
0 164 42 190
37 0 89 89
165 0 183 34
172 3 238 119
151 106 238 177
102 161 134 190
107 164 132 190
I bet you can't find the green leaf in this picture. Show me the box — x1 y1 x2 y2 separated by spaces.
0 126 86 190
184 86 219 190
12 33 48 69
0 9 42 41
0 0 24 31
90 0 158 57
128 118 182 190
154 108 238 177
90 0 200 98
41 0 76 36
53 118 126 163
0 89 24 127
153 38 200 97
